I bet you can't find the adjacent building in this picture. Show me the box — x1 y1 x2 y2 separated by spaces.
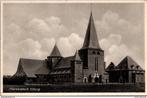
106 56 145 83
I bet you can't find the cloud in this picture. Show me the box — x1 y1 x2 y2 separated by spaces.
4 23 25 43
107 44 129 64
46 16 61 26
108 34 121 45
96 10 144 43
70 18 88 37
3 16 84 75
45 16 69 38
25 17 69 40
40 38 56 57
3 16 69 75
97 10 144 68
100 34 121 54
68 33 83 50
26 18 50 40
3 38 42 75
58 33 83 57
17 38 42 58
100 34 144 69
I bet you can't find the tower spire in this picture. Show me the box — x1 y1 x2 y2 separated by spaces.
82 10 101 49
74 50 81 61
50 43 61 57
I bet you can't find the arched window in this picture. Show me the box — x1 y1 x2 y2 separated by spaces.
83 77 88 83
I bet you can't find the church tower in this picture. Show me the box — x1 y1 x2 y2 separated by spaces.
79 12 105 83
71 51 83 83
47 43 62 70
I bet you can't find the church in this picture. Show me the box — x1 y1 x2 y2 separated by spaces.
12 12 145 84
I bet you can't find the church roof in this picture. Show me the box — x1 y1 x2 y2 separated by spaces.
13 58 50 77
50 44 61 57
106 62 115 71
13 60 27 77
54 56 74 69
116 56 144 70
82 12 101 49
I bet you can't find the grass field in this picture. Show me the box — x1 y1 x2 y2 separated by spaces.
3 83 145 92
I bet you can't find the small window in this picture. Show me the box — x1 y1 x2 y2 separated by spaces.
131 65 134 69
97 52 100 55
93 51 96 54
136 65 139 69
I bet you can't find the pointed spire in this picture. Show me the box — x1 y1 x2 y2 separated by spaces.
82 12 101 49
74 51 81 61
50 43 61 57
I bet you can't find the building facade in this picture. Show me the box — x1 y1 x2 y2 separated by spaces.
106 56 145 83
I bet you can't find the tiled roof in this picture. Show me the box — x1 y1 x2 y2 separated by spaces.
54 56 74 69
106 62 115 71
13 58 50 77
116 56 144 70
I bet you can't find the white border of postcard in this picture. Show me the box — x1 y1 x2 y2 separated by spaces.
1 0 147 96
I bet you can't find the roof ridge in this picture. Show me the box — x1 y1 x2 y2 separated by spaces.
20 58 44 61
106 62 115 70
116 56 144 70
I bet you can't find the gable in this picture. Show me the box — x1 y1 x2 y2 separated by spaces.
106 62 115 71
117 56 144 70
14 58 50 77
13 60 27 77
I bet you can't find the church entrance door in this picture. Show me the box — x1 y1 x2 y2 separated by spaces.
83 77 88 83
88 75 92 83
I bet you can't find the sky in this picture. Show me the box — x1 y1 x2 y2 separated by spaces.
3 3 144 75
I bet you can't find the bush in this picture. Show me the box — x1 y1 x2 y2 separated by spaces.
3 75 26 85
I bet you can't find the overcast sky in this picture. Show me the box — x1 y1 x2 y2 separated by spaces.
3 3 144 75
